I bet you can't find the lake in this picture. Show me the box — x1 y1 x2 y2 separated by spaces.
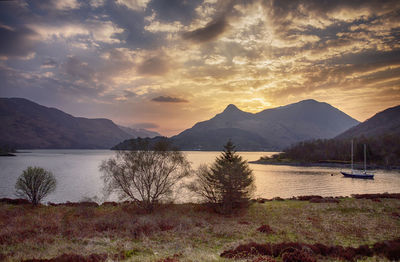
1 150 399 203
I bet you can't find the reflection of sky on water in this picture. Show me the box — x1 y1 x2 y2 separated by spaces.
0 150 399 203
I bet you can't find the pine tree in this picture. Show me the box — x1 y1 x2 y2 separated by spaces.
192 140 255 213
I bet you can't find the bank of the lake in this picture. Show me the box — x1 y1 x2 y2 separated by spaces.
250 159 400 170
1 195 400 261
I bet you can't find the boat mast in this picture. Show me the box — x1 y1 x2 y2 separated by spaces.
351 139 354 173
364 144 366 173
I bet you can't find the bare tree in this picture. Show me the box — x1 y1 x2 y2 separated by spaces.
100 140 191 212
15 166 57 205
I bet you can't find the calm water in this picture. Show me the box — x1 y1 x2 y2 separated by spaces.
1 150 399 203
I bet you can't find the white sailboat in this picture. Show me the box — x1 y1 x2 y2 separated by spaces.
341 140 374 179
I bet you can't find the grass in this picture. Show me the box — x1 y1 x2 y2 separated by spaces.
0 197 399 261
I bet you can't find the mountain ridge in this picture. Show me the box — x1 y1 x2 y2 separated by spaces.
0 97 159 149
116 99 360 151
336 104 400 139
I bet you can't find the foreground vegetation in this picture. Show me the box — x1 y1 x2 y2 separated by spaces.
1 194 400 261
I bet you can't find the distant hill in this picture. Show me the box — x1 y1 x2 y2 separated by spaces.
115 99 359 151
0 98 156 149
256 104 400 167
336 105 400 139
118 125 160 138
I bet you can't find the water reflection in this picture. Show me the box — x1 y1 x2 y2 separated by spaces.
0 150 399 203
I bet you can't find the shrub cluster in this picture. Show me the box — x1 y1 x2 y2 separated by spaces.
22 253 107 262
257 225 274 234
352 193 400 200
221 238 400 261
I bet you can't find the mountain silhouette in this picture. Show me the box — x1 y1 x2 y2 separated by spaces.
0 97 157 149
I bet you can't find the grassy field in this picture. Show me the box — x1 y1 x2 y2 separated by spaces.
1 196 399 261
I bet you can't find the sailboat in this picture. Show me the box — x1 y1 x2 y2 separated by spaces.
341 140 374 179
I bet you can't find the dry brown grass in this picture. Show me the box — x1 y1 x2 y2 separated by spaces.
0 197 399 261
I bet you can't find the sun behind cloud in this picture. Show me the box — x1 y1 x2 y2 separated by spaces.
0 0 399 136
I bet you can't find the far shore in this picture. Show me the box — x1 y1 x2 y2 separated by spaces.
249 159 400 170
0 152 16 157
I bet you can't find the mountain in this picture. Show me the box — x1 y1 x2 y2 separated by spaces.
169 99 359 151
336 105 400 139
0 97 154 149
115 99 359 151
258 104 400 167
118 125 160 138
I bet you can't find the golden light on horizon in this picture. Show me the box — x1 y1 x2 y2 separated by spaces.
0 0 399 136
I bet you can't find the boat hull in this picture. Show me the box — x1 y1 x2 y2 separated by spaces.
341 171 374 179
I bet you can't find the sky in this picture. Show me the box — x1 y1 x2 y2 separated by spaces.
0 0 399 136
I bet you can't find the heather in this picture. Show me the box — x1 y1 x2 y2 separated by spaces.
1 194 400 261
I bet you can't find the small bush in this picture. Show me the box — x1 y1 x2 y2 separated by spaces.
22 253 107 262
157 253 182 262
352 193 400 200
257 225 274 234
15 166 56 205
281 249 316 262
49 202 98 207
0 198 31 205
297 195 323 201
221 242 272 258
252 256 276 262
373 238 400 261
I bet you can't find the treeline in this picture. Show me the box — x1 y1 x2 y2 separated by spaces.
0 145 16 156
111 136 170 150
267 134 400 167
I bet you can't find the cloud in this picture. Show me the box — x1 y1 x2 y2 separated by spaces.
124 90 136 97
41 58 58 68
182 17 227 42
0 25 39 58
115 0 150 11
151 96 188 103
148 0 202 24
0 0 399 136
32 0 81 11
137 56 170 75
62 56 95 81
29 20 123 45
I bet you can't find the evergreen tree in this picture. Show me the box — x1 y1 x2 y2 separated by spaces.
192 140 255 213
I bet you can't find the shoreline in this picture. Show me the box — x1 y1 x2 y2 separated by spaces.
249 160 400 170
2 192 400 206
0 152 16 157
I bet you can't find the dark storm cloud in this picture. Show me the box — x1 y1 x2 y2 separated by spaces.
101 0 160 49
62 56 95 81
183 17 228 43
147 0 202 24
151 96 188 103
328 50 400 66
0 26 38 57
137 56 169 75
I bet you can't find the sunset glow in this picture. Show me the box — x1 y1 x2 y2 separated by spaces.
0 0 399 135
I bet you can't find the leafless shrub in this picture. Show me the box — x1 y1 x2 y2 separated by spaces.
100 140 191 212
15 166 56 205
